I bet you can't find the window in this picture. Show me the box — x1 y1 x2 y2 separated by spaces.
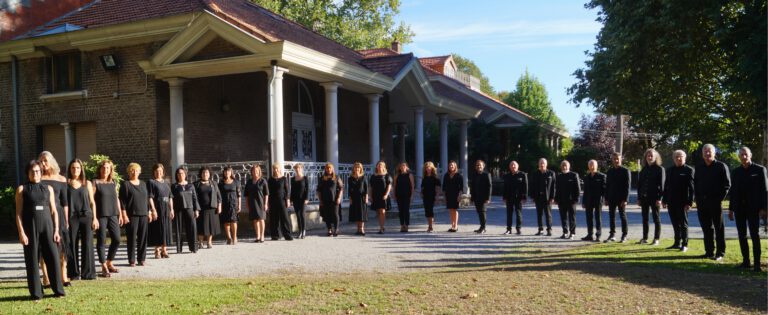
40 122 97 161
295 80 314 115
47 52 82 93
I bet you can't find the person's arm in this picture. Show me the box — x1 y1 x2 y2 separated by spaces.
15 185 27 246
49 186 61 243
384 176 392 199
87 181 100 230
685 168 694 210
119 184 130 224
148 182 157 222
215 185 222 214
392 175 398 202
237 183 242 213
302 179 309 204
549 172 556 204
114 184 124 226
336 178 344 205
59 181 69 230
364 179 369 205
623 169 631 205
521 173 528 202
191 184 201 218
409 174 414 202
728 169 738 220
658 167 666 204
573 173 581 204
284 179 291 208
720 163 731 201
263 180 270 212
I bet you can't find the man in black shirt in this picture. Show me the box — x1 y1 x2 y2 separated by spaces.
694 144 731 261
470 160 492 234
502 161 527 235
662 150 695 252
582 160 606 242
728 147 766 271
605 152 631 243
529 158 556 236
555 161 581 239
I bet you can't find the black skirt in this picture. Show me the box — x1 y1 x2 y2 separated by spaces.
148 201 172 246
349 200 368 222
197 208 221 236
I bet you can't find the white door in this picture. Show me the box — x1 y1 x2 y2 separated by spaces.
292 112 316 161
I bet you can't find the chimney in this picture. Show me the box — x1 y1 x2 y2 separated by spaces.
391 41 402 53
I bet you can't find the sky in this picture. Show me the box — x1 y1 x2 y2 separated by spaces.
396 0 602 135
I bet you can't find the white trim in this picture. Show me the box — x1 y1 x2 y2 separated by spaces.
39 90 88 102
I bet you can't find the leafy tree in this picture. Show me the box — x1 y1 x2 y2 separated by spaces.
504 122 557 174
83 154 122 189
451 54 496 96
504 70 565 128
569 114 630 171
251 0 414 50
569 0 766 162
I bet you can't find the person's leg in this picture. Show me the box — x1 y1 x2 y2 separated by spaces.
295 202 306 237
41 224 65 296
680 208 689 247
232 222 238 244
106 216 120 271
127 218 137 265
535 200 544 233
595 205 603 240
259 220 266 241
734 209 749 265
224 223 231 243
651 203 661 241
568 204 576 236
22 225 43 299
697 204 715 256
746 211 762 269
514 201 523 233
558 203 569 236
137 216 148 264
81 216 96 279
618 203 628 239
269 210 280 240
585 206 595 237
668 205 681 246
397 199 406 230
97 217 108 265
608 203 617 237
545 202 553 234
378 208 386 232
476 202 486 231
403 199 411 229
185 209 197 251
69 217 82 279
279 208 292 239
505 202 513 231
641 202 650 241
711 204 726 257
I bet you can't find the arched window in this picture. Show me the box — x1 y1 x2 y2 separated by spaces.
292 80 316 161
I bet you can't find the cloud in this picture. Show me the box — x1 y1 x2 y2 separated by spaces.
411 19 601 45
406 44 435 57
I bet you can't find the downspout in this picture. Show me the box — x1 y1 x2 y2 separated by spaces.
11 55 21 185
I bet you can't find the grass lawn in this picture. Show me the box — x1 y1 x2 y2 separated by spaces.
0 239 765 314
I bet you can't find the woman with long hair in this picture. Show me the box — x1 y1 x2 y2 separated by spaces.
268 164 292 241
348 162 369 236
393 162 414 233
638 148 665 245
443 161 464 232
148 164 173 258
421 162 441 233
219 166 241 245
66 159 98 280
195 167 221 249
290 163 309 239
120 163 152 267
245 165 268 243
369 161 392 234
94 160 122 277
171 167 200 253
38 151 71 286
317 163 344 237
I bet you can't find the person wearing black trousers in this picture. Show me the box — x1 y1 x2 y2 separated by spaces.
120 163 152 267
317 163 344 236
38 151 71 286
268 164 293 241
605 152 631 243
662 150 695 252
393 162 414 233
470 160 492 234
421 162 441 233
443 161 464 232
502 161 527 235
290 163 309 239
694 144 731 261
728 147 766 271
15 160 66 300
94 160 123 277
581 160 606 242
66 159 98 280
171 167 199 253
555 160 580 239
638 149 666 245
529 158 556 236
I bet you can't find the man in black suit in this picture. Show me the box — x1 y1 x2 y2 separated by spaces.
662 150 695 252
694 144 731 261
555 160 581 239
529 158 555 236
470 160 492 234
582 160 606 242
502 161 527 235
605 152 631 243
728 147 766 271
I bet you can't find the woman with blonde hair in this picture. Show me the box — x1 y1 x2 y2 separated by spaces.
268 163 292 241
393 162 414 233
38 151 71 286
638 148 665 245
219 166 241 244
369 161 392 234
443 161 464 232
148 163 173 258
120 163 152 267
94 160 122 276
245 165 268 243
290 163 309 239
317 163 344 236
348 162 369 236
421 162 441 233
66 158 98 280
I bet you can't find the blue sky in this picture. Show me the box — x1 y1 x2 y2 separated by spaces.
396 0 601 134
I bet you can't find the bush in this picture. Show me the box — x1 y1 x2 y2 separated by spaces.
83 154 122 188
0 186 17 237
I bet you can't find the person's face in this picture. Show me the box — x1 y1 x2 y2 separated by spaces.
354 165 362 175
154 167 164 180
509 162 518 173
399 164 407 173
295 166 304 176
325 165 333 174
100 163 111 178
224 169 233 179
739 150 752 166
475 162 484 173
70 162 82 179
129 167 140 180
645 151 655 164
612 155 622 166
28 165 41 183
202 170 210 181
39 156 51 173
561 163 570 173
538 160 547 171
177 169 186 182
588 161 597 173
273 167 281 177
449 163 457 172
250 168 259 179
702 147 715 163
674 154 685 167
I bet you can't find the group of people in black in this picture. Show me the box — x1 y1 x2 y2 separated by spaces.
14 144 766 300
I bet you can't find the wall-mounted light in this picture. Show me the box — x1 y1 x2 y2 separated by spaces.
99 54 119 71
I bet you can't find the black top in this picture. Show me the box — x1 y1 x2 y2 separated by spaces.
421 175 441 201
606 166 631 203
369 174 392 199
394 173 412 199
148 179 172 208
21 182 52 223
67 184 92 218
555 172 581 204
171 182 200 211
694 160 731 204
528 170 556 201
638 164 665 202
42 179 67 230
290 177 309 202
729 163 768 212
267 177 289 206
662 165 694 207
119 180 149 216
219 180 242 211
316 176 343 206
582 172 607 207
348 176 368 203
502 172 527 202
470 172 492 203
195 181 221 209
244 178 269 212
94 181 119 217
442 172 464 197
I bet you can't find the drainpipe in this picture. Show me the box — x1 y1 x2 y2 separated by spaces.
11 55 21 185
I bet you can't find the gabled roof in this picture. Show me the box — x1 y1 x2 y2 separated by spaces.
418 55 451 74
360 53 413 78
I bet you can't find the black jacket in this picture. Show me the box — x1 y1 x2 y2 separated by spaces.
502 172 527 202
606 166 631 203
662 165 694 207
729 163 768 213
582 172 606 207
470 172 492 203
555 172 581 205
638 164 665 203
694 160 730 204
528 169 556 202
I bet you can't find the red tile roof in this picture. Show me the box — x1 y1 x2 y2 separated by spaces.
418 55 450 74
360 53 413 78
358 48 400 58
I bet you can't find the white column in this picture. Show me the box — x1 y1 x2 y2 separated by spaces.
321 82 341 167
167 78 186 170
61 122 74 164
268 67 288 164
438 113 448 174
413 106 424 190
367 94 381 164
398 123 407 163
459 119 469 194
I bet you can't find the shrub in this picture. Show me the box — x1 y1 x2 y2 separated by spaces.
83 154 122 188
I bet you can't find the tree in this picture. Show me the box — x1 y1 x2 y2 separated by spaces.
569 0 766 162
451 54 496 96
251 0 414 50
504 70 565 128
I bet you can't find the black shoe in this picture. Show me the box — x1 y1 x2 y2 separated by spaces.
503 230 512 235
447 228 457 233
535 230 543 236
516 229 521 235
53 293 66 298
560 234 568 239
753 266 763 272
680 246 688 252
594 236 601 242
581 235 593 241
474 228 486 234
737 262 751 269
378 230 384 234
666 244 680 250
699 254 714 259
546 230 552 236
63 282 72 287
285 237 294 241
360 232 366 237
619 236 627 243
271 238 280 241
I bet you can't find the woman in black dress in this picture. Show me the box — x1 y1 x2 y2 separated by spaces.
245 166 268 243
38 151 71 286
94 160 122 277
317 163 344 237
290 163 309 239
443 160 464 232
195 167 221 249
348 162 369 236
393 162 414 233
148 164 173 258
66 159 98 280
421 161 441 233
171 167 200 253
369 161 392 234
120 163 152 267
15 160 66 299
219 166 241 245
268 164 292 241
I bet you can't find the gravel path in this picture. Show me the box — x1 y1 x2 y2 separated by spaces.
0 196 750 280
